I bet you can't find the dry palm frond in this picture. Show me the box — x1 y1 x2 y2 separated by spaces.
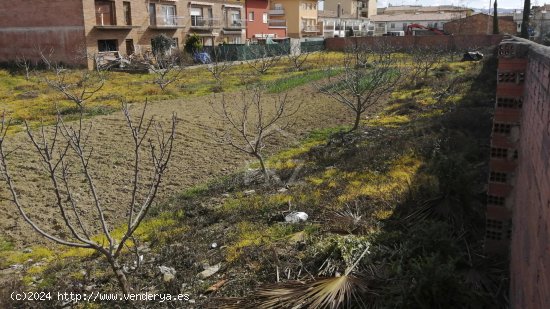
237 275 367 309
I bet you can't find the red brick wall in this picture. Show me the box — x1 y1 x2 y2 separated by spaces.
443 14 518 35
501 38 550 309
325 35 504 51
0 0 86 65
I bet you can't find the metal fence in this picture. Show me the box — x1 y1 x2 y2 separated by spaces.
203 40 291 61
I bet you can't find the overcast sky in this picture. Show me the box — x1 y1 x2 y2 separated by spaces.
376 0 526 10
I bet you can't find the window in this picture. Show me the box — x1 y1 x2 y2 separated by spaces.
160 5 176 25
263 13 268 24
433 22 438 28
493 123 512 134
149 3 156 26
490 147 508 158
490 172 507 183
191 7 203 26
248 11 254 21
95 1 116 25
125 39 134 55
228 10 242 26
123 2 132 25
487 195 505 206
402 23 407 29
98 40 118 52
390 23 395 28
497 97 522 108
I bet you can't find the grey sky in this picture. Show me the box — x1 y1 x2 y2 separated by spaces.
377 0 526 10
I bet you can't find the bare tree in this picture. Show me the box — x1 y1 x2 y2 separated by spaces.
286 41 310 72
39 50 106 106
316 43 402 131
0 103 176 294
211 86 299 182
205 48 232 87
147 52 187 92
247 44 283 75
408 47 444 82
15 55 33 81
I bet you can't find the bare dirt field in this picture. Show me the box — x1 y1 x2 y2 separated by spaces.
0 84 350 248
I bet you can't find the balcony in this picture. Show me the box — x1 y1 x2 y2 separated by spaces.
268 19 287 28
191 17 220 30
149 15 186 29
302 25 321 33
269 8 285 15
224 19 245 29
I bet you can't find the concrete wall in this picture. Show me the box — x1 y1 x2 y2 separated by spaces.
493 37 550 309
325 35 504 51
0 0 86 65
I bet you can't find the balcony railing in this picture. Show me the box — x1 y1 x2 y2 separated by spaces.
225 19 245 29
269 8 285 15
150 15 185 28
268 19 287 27
302 25 321 33
191 17 220 29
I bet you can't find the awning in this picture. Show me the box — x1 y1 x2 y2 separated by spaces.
223 4 243 8
189 1 213 6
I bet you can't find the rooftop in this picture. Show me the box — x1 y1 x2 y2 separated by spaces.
370 12 457 22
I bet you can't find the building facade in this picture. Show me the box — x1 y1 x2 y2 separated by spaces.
245 0 287 41
370 12 455 35
318 0 374 38
0 0 247 68
275 0 320 38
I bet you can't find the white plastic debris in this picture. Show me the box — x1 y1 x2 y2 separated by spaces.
159 266 177 282
285 212 309 223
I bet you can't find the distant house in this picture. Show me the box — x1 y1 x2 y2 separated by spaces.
443 13 518 35
513 5 550 42
319 0 374 38
369 12 456 36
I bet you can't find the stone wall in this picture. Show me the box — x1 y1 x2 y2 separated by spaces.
490 37 550 309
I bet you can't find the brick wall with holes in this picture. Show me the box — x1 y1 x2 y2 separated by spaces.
490 37 550 309
324 34 504 51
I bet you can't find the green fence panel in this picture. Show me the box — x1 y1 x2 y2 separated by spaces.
300 40 325 53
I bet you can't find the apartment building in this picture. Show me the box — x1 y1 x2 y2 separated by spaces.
271 0 320 38
0 0 246 68
319 0 375 38
245 0 287 41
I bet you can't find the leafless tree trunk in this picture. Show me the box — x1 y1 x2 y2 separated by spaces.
211 86 300 182
286 43 310 72
15 55 32 81
247 45 283 75
316 42 402 132
408 47 444 84
205 48 232 87
39 50 106 107
0 103 176 294
147 52 187 91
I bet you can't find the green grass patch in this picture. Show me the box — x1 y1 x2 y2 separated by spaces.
267 69 343 93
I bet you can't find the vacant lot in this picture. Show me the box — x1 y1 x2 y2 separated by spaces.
0 84 350 247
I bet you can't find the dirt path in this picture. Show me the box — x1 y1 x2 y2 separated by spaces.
0 84 350 248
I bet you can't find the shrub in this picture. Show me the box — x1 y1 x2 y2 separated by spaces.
184 34 203 54
151 34 175 55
